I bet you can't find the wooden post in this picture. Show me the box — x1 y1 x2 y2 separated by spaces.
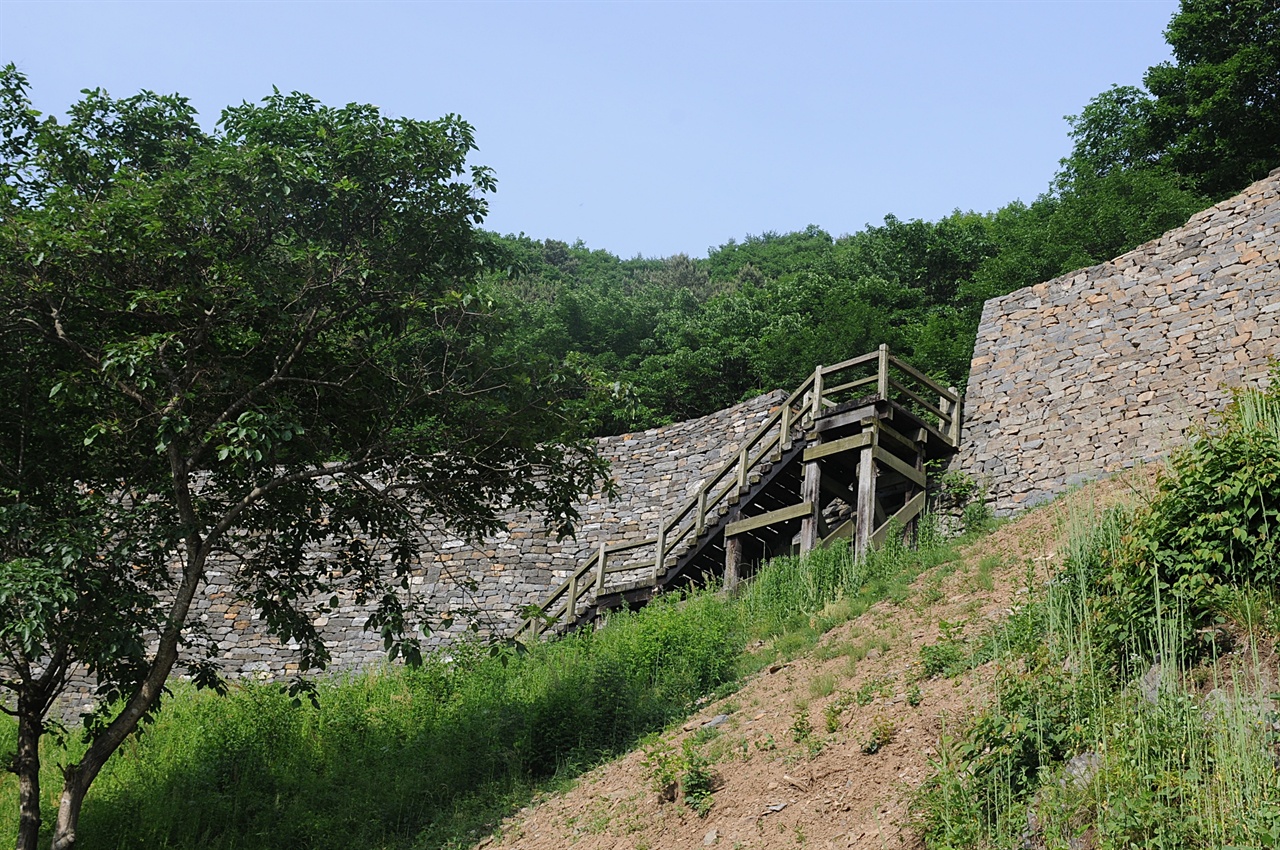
695 488 708 535
594 542 607 594
737 445 748 491
780 403 793 451
947 386 962 446
798 437 823 555
854 444 877 561
725 517 743 594
653 523 666 580
876 344 889 400
811 365 824 421
567 572 578 622
907 444 925 547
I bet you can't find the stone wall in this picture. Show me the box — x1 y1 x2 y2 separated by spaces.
958 167 1280 514
50 390 786 715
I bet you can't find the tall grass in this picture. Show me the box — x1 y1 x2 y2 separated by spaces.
916 381 1280 849
738 519 955 643
2 520 957 850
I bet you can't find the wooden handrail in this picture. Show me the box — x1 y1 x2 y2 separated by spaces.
887 377 949 423
888 353 960 404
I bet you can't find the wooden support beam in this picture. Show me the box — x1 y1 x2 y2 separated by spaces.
567 572 578 621
855 445 875 558
726 501 814 537
594 543 607 593
810 364 824 421
819 475 860 511
725 533 743 593
870 491 926 548
812 403 880 434
798 433 823 554
802 430 873 462
947 387 963 446
854 444 877 561
873 445 927 487
821 518 854 547
653 524 666 580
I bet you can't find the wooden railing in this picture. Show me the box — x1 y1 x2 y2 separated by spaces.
515 345 960 638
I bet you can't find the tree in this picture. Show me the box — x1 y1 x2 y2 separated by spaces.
1145 0 1280 196
1062 0 1280 198
1061 84 1161 181
0 68 608 850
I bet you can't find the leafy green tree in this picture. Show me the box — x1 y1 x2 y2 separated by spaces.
1063 0 1280 198
0 69 606 850
968 168 1210 309
1146 0 1280 196
705 225 835 285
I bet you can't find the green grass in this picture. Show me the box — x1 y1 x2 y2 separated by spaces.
2 518 961 850
916 494 1280 849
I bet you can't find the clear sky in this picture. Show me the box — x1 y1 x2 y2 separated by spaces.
3 0 1179 259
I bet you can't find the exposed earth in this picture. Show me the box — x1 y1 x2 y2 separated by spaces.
478 468 1159 850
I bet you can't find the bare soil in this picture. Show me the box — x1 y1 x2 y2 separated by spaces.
481 468 1158 850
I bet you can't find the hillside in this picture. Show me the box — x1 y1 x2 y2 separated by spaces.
483 469 1158 850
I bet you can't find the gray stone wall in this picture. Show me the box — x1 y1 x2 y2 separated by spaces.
958 167 1280 514
51 391 786 715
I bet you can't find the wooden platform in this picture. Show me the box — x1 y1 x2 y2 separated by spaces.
516 346 961 639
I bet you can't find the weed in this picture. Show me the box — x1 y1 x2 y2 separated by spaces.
915 384 1280 849
680 738 716 817
641 737 681 800
861 717 896 754
906 683 923 707
789 709 812 744
641 736 716 816
808 672 837 699
814 640 853 661
919 619 969 678
1 494 971 850
855 676 893 706
823 702 843 733
971 555 1000 591
963 499 996 536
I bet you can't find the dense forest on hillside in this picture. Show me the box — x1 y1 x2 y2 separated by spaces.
483 0 1278 435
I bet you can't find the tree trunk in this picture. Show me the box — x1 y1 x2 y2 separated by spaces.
15 699 43 850
50 762 94 850
49 539 210 849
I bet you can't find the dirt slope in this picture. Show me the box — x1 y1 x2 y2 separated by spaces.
482 470 1156 850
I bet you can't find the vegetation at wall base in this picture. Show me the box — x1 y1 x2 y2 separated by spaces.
0 523 962 850
914 376 1280 850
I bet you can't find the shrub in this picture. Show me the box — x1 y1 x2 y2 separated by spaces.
1103 379 1280 662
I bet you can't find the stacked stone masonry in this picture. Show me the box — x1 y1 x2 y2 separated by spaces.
50 391 786 715
45 171 1280 715
958 167 1280 515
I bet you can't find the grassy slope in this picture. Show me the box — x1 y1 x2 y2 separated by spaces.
7 418 1276 850
485 471 1159 850
0 519 961 850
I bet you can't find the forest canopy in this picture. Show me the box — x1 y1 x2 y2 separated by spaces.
483 0 1274 435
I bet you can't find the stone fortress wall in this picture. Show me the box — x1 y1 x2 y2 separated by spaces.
182 391 786 679
957 167 1280 514
51 171 1280 714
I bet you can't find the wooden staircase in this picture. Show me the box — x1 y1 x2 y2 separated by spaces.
516 345 962 639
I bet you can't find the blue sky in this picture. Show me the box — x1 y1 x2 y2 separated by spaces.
3 0 1179 258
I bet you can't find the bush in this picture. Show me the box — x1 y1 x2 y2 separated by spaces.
1102 379 1280 662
